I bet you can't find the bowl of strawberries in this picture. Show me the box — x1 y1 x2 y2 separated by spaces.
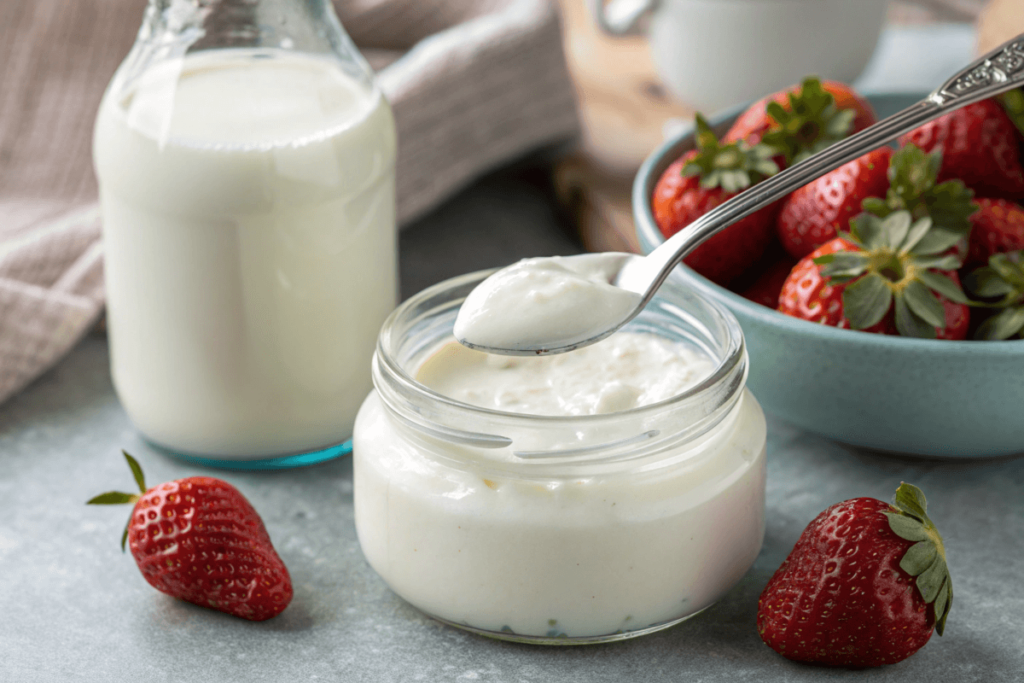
634 79 1024 458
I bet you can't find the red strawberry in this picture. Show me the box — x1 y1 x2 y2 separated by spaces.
778 211 971 339
88 452 293 621
725 78 876 163
776 147 892 259
758 483 952 667
966 198 1024 266
739 255 798 309
777 238 895 334
653 115 780 286
898 99 1024 199
859 144 978 262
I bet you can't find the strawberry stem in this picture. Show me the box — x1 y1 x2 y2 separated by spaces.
760 76 857 164
863 144 978 237
682 113 779 193
124 451 147 494
883 483 953 636
86 452 150 553
816 211 968 337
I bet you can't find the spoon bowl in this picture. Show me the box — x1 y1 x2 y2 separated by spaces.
454 252 645 355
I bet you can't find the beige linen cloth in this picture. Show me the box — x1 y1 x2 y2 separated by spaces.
0 0 580 407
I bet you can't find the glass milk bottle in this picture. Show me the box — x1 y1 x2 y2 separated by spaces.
93 0 397 464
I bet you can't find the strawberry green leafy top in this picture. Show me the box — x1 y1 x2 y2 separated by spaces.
683 114 779 193
760 77 857 164
964 250 1024 340
86 451 148 551
884 483 953 636
814 210 969 338
861 144 978 241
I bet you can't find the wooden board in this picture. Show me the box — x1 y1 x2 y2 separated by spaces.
555 0 695 178
553 0 696 254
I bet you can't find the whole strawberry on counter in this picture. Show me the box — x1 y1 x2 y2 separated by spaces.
899 98 1024 199
963 250 1024 340
88 452 293 621
724 77 876 163
758 483 953 667
652 114 780 285
778 211 971 339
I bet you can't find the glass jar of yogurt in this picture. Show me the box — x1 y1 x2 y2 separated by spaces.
93 0 397 464
353 268 767 644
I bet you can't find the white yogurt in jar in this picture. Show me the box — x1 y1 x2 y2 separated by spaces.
94 49 397 458
418 334 713 416
354 325 766 640
454 254 641 352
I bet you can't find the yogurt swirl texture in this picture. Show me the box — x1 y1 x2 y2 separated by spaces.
418 334 714 416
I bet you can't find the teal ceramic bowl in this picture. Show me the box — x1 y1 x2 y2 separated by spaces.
634 93 1024 458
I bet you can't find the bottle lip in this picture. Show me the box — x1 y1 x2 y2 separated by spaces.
123 0 377 102
373 268 747 454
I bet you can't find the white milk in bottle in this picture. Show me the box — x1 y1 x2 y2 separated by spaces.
94 48 397 459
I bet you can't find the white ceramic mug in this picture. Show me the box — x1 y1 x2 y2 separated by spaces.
590 0 889 111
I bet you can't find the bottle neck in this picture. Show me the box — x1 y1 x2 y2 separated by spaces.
121 0 372 92
143 0 337 51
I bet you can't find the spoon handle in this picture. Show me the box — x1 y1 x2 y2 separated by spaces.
642 33 1024 302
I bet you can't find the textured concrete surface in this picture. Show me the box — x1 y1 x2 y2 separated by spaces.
2 171 1022 683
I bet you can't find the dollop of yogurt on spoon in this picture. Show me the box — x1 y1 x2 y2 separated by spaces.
454 253 642 353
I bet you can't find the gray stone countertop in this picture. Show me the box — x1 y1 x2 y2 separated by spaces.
2 171 1022 682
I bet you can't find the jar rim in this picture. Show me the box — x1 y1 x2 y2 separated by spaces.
375 267 747 426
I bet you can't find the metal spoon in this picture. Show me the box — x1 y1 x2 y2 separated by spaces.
461 33 1024 356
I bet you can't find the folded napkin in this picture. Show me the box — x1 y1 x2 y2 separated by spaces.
0 0 579 407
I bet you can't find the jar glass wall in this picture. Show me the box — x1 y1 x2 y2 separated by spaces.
353 270 767 644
